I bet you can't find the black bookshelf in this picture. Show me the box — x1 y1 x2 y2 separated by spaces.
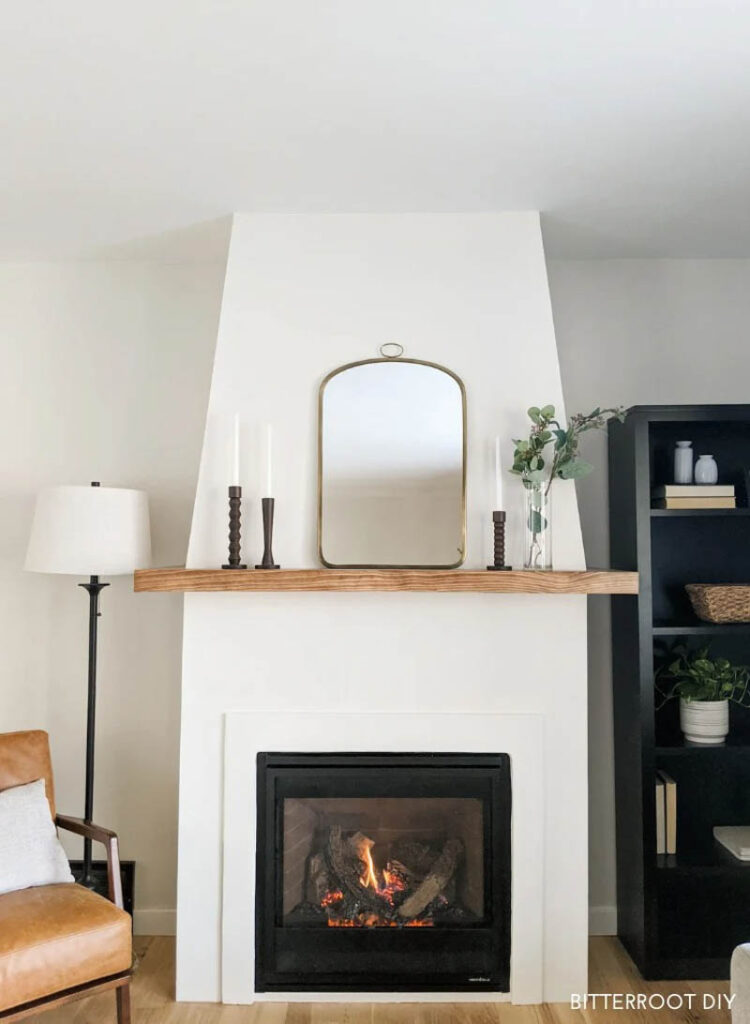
609 405 750 980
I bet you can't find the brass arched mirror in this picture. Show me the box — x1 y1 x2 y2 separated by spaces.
318 349 466 568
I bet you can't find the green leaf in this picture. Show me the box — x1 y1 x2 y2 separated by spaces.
553 429 568 450
528 406 541 424
527 510 548 534
558 458 594 480
541 404 555 418
525 469 546 483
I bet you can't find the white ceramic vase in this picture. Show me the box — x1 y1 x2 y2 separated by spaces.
673 441 693 484
679 698 729 744
694 454 719 485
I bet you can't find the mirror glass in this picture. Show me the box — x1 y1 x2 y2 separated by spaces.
319 359 465 567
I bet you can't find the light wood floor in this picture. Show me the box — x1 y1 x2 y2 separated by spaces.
29 935 731 1023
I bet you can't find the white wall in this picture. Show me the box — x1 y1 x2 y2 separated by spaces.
547 258 750 933
178 212 589 1003
0 260 225 932
6 250 744 950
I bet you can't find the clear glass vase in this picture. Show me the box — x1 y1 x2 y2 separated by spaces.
524 480 552 570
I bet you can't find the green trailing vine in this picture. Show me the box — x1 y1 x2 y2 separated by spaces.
654 642 750 709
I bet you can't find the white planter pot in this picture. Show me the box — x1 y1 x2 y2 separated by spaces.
679 698 729 745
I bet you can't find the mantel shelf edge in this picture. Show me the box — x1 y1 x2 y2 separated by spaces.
133 567 638 595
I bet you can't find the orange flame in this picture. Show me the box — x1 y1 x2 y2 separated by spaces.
361 846 379 890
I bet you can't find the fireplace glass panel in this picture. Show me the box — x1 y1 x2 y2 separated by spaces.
256 753 510 992
282 797 484 928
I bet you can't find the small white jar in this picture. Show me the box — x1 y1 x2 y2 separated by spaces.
694 454 719 485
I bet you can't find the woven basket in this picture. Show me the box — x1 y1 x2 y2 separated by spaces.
685 584 750 623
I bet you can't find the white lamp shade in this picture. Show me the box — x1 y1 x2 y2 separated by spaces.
25 485 152 576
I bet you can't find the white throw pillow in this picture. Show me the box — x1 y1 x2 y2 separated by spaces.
0 778 74 895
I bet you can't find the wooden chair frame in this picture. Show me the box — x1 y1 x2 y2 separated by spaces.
0 816 132 1023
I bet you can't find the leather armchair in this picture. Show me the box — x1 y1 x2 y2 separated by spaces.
0 731 132 1022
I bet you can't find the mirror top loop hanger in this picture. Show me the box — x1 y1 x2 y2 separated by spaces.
379 342 404 359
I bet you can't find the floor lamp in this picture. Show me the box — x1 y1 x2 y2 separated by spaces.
25 482 151 888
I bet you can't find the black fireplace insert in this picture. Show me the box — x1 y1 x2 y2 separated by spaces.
255 752 511 992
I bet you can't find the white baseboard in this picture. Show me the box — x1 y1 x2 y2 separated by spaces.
134 909 176 936
589 905 616 935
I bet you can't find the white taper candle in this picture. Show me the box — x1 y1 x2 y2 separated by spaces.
265 423 273 496
495 436 503 510
232 414 240 486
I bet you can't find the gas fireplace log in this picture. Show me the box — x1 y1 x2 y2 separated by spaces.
307 852 334 904
347 831 375 861
391 840 435 879
326 826 382 911
396 837 463 919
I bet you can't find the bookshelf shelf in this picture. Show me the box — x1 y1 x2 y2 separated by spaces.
656 851 750 876
652 621 750 636
609 404 750 980
656 741 750 755
650 508 750 517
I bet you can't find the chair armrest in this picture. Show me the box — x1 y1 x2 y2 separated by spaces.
55 814 124 909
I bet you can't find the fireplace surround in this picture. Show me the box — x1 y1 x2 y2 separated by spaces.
255 752 511 992
221 710 545 1003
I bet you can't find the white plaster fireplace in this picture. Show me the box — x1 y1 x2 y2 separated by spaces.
176 212 589 1004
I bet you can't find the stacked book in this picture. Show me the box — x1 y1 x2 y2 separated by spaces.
653 484 736 509
656 771 677 856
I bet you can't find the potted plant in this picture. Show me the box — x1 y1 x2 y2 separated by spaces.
655 643 750 744
510 405 626 569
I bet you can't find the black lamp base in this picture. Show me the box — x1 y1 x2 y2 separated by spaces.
69 859 135 918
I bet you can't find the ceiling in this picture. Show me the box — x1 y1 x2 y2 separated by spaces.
3 0 750 260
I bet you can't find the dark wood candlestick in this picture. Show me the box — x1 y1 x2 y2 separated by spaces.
487 510 511 570
222 485 247 569
256 497 280 569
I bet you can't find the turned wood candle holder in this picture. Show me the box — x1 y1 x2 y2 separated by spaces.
256 497 280 569
487 510 511 571
222 486 247 569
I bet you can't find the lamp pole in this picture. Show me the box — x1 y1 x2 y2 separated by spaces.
76 483 109 888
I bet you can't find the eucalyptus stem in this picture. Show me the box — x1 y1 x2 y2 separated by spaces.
512 404 626 494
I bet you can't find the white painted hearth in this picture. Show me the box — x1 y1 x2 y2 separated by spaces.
176 212 589 1005
223 711 543 1003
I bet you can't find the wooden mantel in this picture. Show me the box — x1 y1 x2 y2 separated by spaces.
134 567 638 594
